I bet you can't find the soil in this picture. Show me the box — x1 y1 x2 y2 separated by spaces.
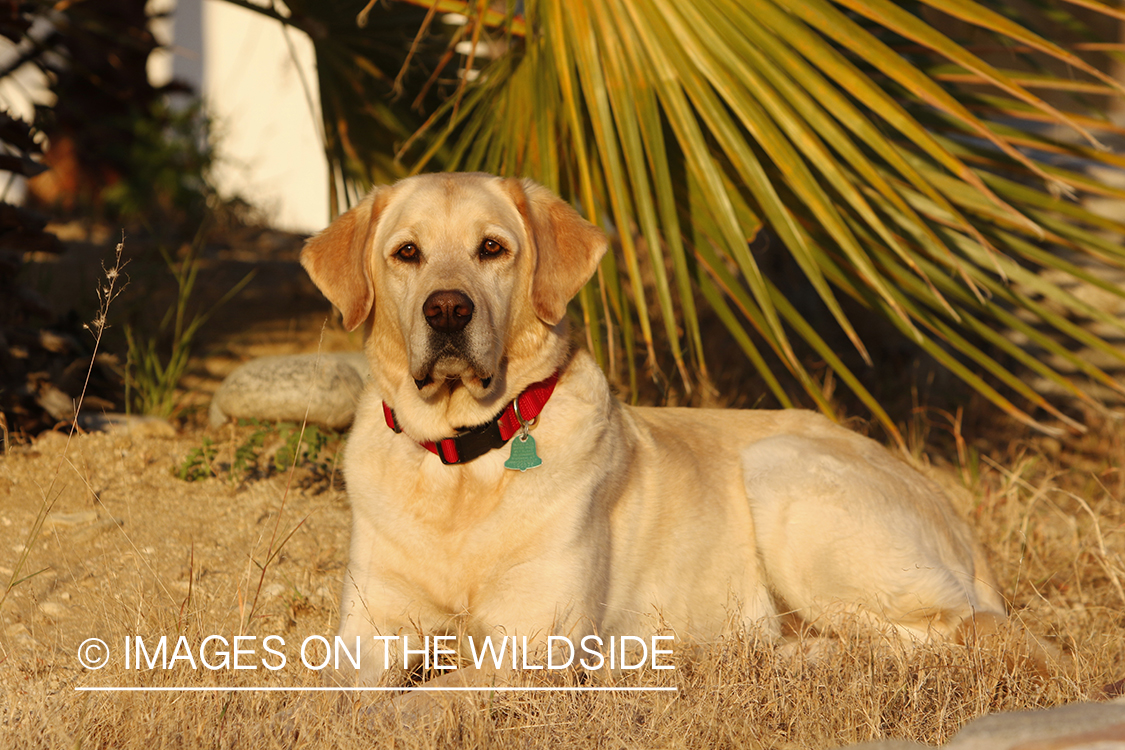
0 223 356 695
0 425 350 655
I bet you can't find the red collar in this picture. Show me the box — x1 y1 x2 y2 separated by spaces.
381 373 559 465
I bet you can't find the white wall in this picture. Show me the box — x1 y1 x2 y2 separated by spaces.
0 0 329 231
200 0 328 232
154 0 330 233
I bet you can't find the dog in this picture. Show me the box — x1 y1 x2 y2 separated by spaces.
300 172 1017 689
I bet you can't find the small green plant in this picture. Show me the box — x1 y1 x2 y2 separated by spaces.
125 231 254 418
175 420 342 485
272 422 333 473
231 421 269 477
100 99 216 231
175 436 219 481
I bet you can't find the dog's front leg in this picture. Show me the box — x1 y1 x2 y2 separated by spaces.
377 662 517 728
326 626 463 730
332 559 426 687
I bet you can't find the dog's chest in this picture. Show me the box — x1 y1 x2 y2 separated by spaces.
349 429 597 562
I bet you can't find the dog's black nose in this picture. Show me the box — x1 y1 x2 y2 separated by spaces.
423 289 474 332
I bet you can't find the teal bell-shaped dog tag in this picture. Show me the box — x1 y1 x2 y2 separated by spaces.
504 433 542 472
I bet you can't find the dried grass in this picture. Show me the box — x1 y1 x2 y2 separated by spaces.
1 412 1121 749
1 256 1123 749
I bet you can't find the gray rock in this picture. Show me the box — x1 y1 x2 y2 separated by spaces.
43 510 98 529
77 413 176 437
945 702 1125 750
38 601 66 618
842 702 1125 750
72 517 125 544
208 353 370 430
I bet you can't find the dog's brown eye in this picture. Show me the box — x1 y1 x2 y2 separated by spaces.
479 238 506 260
395 243 420 263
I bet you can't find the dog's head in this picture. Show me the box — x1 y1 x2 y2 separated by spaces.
301 173 607 439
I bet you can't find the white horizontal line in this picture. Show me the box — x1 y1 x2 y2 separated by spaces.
75 686 677 693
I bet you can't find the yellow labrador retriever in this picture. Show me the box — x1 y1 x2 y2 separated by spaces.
301 172 1010 687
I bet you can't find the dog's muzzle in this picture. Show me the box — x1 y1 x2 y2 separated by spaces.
414 289 491 391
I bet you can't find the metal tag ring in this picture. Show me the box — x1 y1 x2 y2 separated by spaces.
512 399 538 431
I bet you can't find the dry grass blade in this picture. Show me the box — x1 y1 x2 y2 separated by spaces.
243 322 331 633
0 239 127 614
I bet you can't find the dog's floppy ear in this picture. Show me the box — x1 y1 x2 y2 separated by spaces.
300 189 384 331
505 178 608 325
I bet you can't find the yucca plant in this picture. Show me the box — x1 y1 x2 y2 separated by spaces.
232 0 1125 446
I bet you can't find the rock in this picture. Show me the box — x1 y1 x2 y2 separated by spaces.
4 622 38 648
77 413 176 438
43 510 97 529
209 353 370 430
35 383 75 421
72 517 124 544
262 582 287 599
38 601 65 618
944 702 1125 750
843 702 1125 750
38 329 77 354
